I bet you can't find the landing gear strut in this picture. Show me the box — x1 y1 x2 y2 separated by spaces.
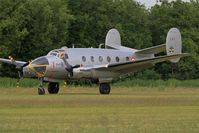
99 83 111 94
38 86 45 95
48 82 59 94
38 78 45 95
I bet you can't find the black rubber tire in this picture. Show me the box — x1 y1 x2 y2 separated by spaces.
99 83 111 94
38 87 45 95
48 82 59 94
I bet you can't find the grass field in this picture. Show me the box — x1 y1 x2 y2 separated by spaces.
0 86 199 133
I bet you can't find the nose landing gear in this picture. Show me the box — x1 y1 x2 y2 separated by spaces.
38 86 45 95
38 78 45 95
37 78 60 95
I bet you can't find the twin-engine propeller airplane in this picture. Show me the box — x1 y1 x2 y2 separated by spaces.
0 28 188 95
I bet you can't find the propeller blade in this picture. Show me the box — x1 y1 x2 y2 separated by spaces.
60 54 80 77
72 65 80 69
62 56 72 71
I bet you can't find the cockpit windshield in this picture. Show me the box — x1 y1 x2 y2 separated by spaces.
50 52 58 57
31 57 49 65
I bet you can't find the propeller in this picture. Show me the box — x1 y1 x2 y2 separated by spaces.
16 62 30 78
9 56 30 85
60 53 80 77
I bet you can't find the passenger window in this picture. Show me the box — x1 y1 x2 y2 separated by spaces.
107 56 111 62
116 56 119 62
91 56 94 62
82 56 86 62
99 56 103 62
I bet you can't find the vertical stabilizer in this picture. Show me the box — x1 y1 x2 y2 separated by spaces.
105 29 121 49
166 28 182 63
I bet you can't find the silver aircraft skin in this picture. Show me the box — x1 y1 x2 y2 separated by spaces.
0 28 188 95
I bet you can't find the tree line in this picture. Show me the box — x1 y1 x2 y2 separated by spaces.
0 0 199 80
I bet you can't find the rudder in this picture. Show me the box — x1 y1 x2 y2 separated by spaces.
105 29 121 49
166 28 182 63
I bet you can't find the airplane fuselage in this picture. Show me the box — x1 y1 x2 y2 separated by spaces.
23 47 153 82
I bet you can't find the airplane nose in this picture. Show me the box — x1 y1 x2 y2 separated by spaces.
28 57 49 77
22 66 35 78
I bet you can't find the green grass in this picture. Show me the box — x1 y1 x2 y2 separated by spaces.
0 87 199 132
114 78 199 88
0 78 38 88
1 77 199 88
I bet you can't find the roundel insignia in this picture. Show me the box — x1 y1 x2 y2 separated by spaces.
169 46 174 53
130 56 136 61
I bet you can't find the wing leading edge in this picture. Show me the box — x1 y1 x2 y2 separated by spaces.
80 53 189 73
0 58 27 67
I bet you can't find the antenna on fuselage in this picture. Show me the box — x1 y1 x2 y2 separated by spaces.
72 44 75 48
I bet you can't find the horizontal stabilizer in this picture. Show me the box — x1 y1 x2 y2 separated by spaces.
135 44 166 54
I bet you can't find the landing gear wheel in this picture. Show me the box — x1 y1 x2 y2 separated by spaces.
38 87 45 95
99 83 111 94
48 82 59 94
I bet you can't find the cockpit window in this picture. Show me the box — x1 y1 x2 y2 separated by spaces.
65 54 69 59
31 57 49 65
50 52 58 56
34 66 46 73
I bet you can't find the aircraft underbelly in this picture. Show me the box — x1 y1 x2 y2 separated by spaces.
91 70 120 79
46 70 67 78
119 63 154 74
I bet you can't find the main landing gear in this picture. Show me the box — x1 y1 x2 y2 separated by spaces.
37 78 59 95
99 83 111 94
48 82 59 94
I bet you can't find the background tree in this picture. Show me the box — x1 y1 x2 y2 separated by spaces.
67 0 152 49
149 0 199 79
0 0 72 76
0 0 198 80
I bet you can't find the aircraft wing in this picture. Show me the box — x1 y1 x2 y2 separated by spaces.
0 58 27 68
80 53 189 73
135 44 166 54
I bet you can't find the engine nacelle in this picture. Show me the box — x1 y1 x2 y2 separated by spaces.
70 68 92 79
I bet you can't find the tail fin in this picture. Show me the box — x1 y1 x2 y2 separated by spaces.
166 28 182 63
105 29 121 49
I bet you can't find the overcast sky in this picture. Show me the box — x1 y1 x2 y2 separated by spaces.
136 0 190 8
136 0 156 8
